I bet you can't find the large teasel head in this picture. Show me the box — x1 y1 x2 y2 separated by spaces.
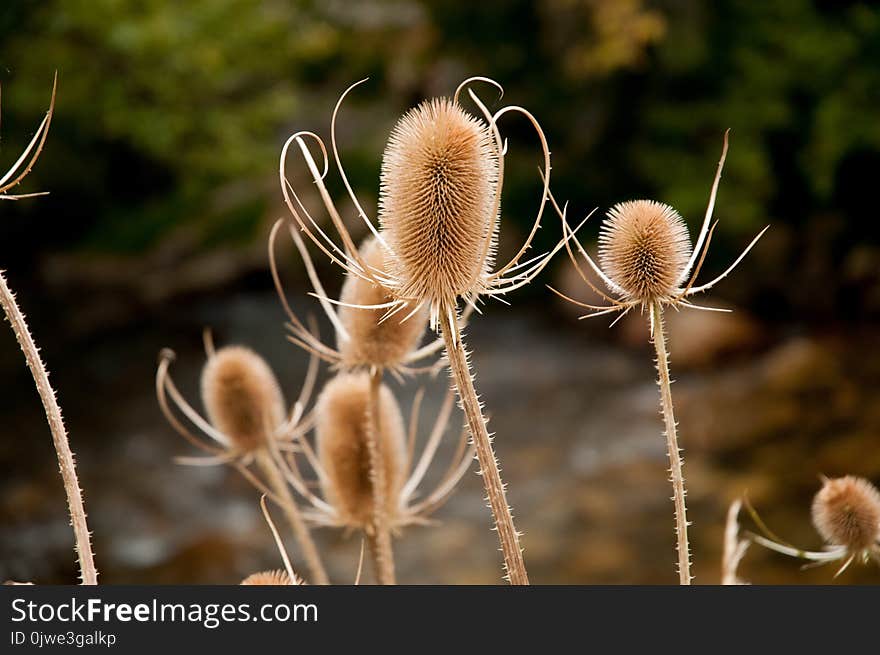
279 77 560 337
378 98 499 312
314 372 406 529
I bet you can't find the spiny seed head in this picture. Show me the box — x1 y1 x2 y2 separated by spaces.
200 346 286 453
315 372 406 528
240 569 297 585
599 200 692 303
338 236 428 368
378 97 499 307
811 475 880 551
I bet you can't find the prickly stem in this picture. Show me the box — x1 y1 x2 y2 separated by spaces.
0 270 98 584
365 368 396 584
650 300 692 585
441 308 529 585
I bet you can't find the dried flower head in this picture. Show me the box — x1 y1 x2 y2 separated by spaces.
749 476 880 578
599 200 692 303
314 372 406 528
337 236 429 369
279 77 566 334
548 131 769 322
240 569 296 585
812 475 880 552
156 337 329 584
548 132 768 586
379 97 499 308
201 346 286 454
275 374 472 533
269 222 436 378
156 336 311 466
279 77 561 584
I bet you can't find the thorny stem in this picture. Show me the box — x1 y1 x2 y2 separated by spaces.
650 301 692 585
365 368 396 584
256 450 329 585
441 314 529 585
0 271 98 584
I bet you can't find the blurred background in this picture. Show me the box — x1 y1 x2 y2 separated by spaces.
1 0 879 584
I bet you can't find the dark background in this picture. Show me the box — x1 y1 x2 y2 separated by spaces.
1 0 878 584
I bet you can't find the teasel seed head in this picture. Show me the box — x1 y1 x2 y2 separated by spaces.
598 199 692 303
338 236 428 369
811 475 880 552
240 569 298 585
378 97 499 309
200 346 286 453
315 372 406 528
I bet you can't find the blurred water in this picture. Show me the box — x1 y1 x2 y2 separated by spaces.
1 290 878 584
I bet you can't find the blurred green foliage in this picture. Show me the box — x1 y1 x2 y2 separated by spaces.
1 0 879 314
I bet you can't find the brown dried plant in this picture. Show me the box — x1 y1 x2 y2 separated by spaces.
279 77 579 584
240 496 304 585
748 476 880 578
0 75 98 585
546 131 767 584
269 224 442 583
721 499 749 585
156 335 328 584
270 372 473 582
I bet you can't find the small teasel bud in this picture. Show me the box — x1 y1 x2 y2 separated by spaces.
378 98 499 307
598 200 692 303
240 569 297 585
811 475 880 551
200 346 286 453
338 236 428 368
315 373 406 528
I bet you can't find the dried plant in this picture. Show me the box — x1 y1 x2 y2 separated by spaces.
279 77 577 583
270 224 442 583
547 131 767 584
0 75 98 585
269 221 441 379
748 476 880 577
271 371 473 582
156 337 328 584
239 496 304 585
721 499 749 585
240 570 296 586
